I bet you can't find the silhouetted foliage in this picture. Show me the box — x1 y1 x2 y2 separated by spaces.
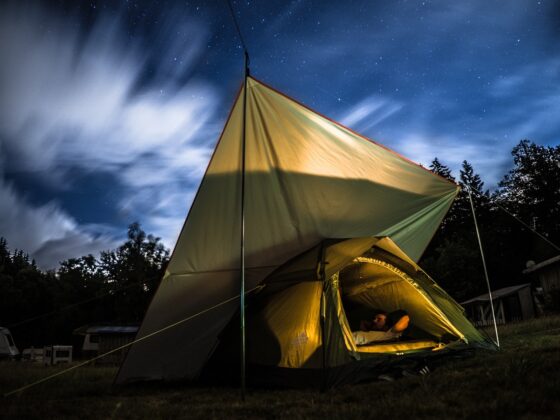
422 141 560 302
99 222 169 321
0 223 169 350
421 159 489 300
429 158 455 182
495 140 560 248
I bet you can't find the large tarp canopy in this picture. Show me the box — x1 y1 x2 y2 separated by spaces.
116 77 458 383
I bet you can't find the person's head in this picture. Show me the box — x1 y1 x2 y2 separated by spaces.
372 312 388 330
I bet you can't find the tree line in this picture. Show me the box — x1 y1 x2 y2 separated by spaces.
421 140 560 302
1 139 559 349
0 223 169 349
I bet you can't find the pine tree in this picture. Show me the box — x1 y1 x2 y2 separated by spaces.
429 157 455 181
422 159 490 300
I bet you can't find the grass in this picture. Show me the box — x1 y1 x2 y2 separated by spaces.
2 315 560 419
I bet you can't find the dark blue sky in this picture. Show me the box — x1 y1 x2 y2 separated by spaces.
1 0 559 268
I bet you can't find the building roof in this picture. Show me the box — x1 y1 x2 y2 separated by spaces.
522 254 560 275
461 283 531 305
73 325 139 335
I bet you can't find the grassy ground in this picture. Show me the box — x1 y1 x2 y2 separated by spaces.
2 315 560 419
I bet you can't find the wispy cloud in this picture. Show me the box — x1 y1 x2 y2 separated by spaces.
390 133 507 188
0 2 220 265
0 174 117 268
0 5 217 173
339 96 403 132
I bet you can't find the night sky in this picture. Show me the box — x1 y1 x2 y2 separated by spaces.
1 0 559 268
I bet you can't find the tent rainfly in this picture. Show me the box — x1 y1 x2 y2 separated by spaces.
116 77 495 388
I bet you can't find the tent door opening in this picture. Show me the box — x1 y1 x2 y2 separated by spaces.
333 256 464 355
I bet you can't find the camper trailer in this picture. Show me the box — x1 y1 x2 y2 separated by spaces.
0 327 19 359
22 347 44 363
43 345 73 365
74 325 139 363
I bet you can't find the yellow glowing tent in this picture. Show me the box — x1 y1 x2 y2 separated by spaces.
116 77 493 387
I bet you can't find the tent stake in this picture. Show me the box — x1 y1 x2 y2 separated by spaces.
468 189 500 347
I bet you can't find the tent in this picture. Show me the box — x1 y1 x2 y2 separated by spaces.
115 77 495 387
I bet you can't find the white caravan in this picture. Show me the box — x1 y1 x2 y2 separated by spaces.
0 327 19 359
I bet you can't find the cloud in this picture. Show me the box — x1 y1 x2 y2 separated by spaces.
0 4 217 174
0 174 117 269
265 1 306 38
0 2 221 265
487 58 560 142
339 96 403 132
513 91 560 141
491 74 526 98
32 233 117 271
390 133 510 189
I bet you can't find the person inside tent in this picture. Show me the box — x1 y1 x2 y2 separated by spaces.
352 310 410 345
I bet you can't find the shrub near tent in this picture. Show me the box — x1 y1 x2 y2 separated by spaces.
116 77 494 387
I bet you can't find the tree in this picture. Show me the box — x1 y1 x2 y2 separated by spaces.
99 223 169 321
0 224 170 349
423 147 560 302
495 140 560 249
0 237 55 347
421 159 490 301
55 255 107 334
453 160 491 227
429 157 455 182
460 160 485 195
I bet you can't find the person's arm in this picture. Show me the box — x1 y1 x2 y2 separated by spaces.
390 315 410 333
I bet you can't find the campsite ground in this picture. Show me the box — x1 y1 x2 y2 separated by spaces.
2 315 560 419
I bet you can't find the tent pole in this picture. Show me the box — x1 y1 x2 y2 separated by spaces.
224 0 251 400
468 189 500 347
240 51 250 401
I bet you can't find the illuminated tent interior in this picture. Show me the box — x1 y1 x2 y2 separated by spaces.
116 77 495 388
